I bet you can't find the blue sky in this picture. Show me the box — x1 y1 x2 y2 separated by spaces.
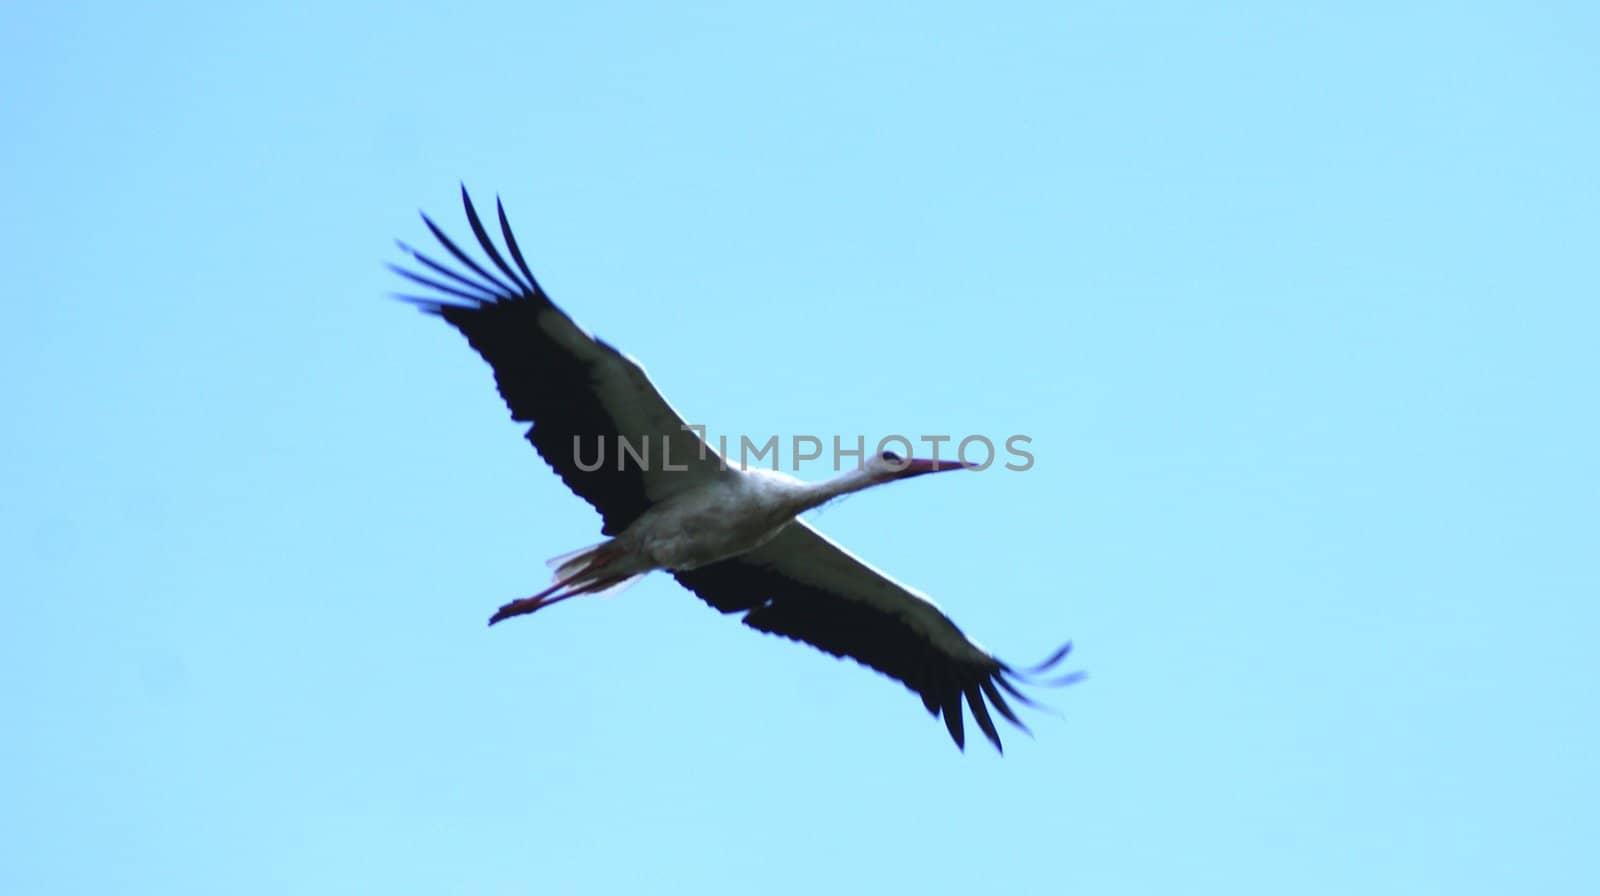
4 2 1597 892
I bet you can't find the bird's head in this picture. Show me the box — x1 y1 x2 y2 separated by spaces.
866 448 973 481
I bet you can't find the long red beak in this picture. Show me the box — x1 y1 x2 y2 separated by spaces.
898 458 974 478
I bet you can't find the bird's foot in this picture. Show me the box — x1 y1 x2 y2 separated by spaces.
488 593 574 626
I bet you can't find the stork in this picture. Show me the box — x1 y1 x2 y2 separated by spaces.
391 188 1081 752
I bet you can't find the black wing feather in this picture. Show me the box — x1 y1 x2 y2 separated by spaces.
460 184 536 294
394 241 503 300
497 197 544 294
394 188 688 534
673 543 1078 753
420 211 522 297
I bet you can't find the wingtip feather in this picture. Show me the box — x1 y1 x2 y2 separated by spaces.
965 683 1004 753
942 691 965 750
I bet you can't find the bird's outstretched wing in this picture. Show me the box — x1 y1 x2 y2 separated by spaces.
674 521 1081 752
392 187 732 534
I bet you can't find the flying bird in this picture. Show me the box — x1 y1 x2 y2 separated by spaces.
391 187 1081 752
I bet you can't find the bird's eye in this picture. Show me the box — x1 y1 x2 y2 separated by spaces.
880 450 903 463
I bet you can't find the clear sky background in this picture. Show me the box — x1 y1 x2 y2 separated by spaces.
3 2 1596 893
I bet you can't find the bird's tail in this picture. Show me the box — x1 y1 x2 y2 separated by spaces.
543 541 647 596
555 541 648 598
546 541 608 581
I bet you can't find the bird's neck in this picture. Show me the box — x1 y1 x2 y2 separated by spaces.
791 466 880 515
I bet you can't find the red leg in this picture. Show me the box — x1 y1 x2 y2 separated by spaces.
486 551 620 626
488 590 582 625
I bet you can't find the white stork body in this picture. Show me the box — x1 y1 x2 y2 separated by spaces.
506 470 811 612
392 188 1080 752
506 461 961 620
624 468 814 571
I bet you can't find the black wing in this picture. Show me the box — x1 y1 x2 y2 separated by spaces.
392 187 730 534
674 521 1081 752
